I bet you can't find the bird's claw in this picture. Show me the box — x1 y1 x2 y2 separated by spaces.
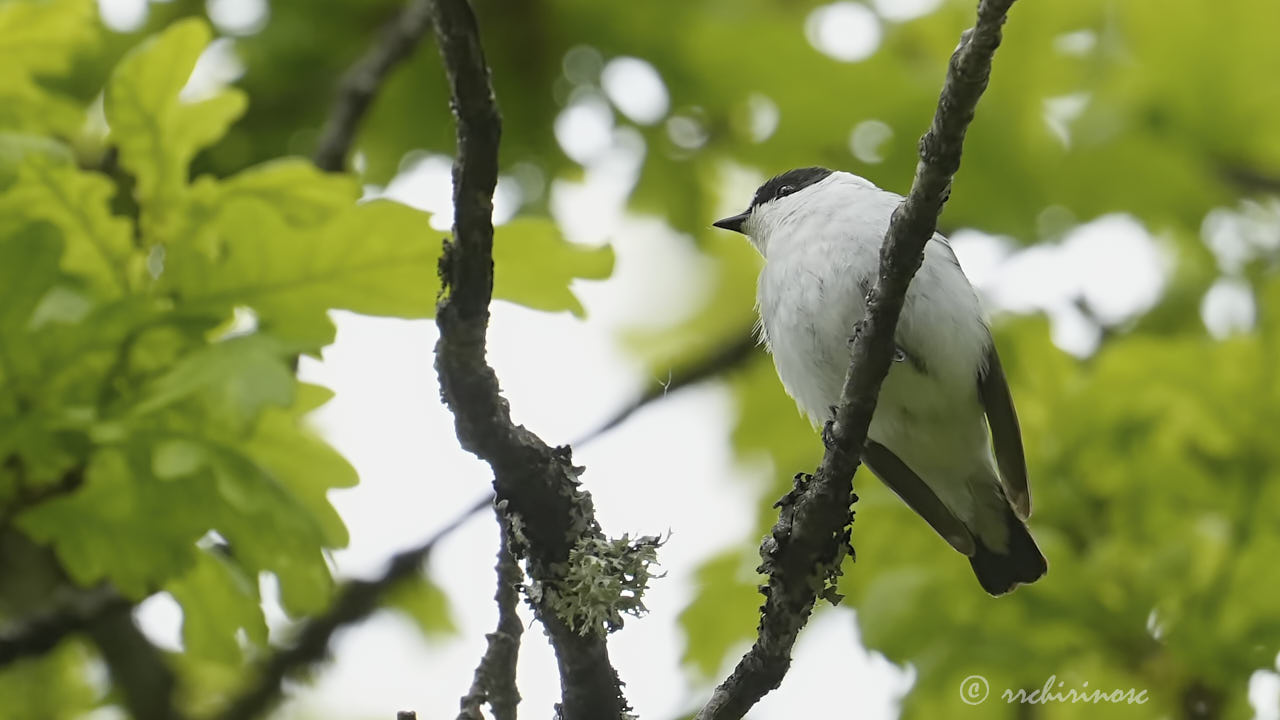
822 419 839 450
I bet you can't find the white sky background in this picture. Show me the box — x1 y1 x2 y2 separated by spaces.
97 0 1280 717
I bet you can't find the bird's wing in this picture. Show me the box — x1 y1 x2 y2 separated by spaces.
863 441 975 556
978 343 1031 519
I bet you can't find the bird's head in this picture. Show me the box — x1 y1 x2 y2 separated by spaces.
713 166 835 254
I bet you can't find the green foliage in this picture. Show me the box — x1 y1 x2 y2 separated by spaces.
0 161 135 294
169 549 270 664
0 0 98 137
0 642 97 720
0 5 611 714
677 548 762 679
493 218 614 317
105 18 248 234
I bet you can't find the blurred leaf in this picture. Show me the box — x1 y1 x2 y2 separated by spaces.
0 641 97 720
0 160 137 295
200 157 360 228
168 197 441 348
0 133 73 190
17 447 214 598
131 334 294 431
0 221 63 349
241 383 357 549
386 573 458 641
168 549 268 665
492 217 614 317
677 548 761 679
0 0 98 136
104 18 247 234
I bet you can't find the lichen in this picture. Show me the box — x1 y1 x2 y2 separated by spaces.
545 533 665 638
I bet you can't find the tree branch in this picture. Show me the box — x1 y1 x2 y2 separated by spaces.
1219 163 1280 195
428 0 630 717
312 0 435 172
0 463 85 528
0 528 183 720
211 494 492 720
457 511 523 720
86 602 186 720
695 1 1019 718
0 584 128 667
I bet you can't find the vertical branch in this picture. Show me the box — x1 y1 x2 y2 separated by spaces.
696 1 1020 718
458 512 523 720
428 0 630 717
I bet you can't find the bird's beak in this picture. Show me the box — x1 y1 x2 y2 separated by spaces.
713 211 749 234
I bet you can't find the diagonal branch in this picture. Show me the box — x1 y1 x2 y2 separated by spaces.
695 1 1020 718
0 463 85 528
86 602 186 720
0 529 183 720
0 584 128 667
575 330 762 446
457 510 523 720
312 0 435 172
212 494 492 720
428 0 630 717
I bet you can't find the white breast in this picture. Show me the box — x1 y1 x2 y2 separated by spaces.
752 172 995 497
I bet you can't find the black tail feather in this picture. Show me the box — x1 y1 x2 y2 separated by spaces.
968 505 1047 596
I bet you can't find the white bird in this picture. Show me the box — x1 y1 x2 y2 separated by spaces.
714 167 1046 595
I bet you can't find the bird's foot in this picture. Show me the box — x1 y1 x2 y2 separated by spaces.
821 418 840 450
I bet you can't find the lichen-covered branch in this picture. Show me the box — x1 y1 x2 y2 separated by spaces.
312 0 434 172
695 1 1020 718
457 513 523 720
427 0 632 717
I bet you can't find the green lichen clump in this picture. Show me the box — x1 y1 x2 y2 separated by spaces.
542 533 664 638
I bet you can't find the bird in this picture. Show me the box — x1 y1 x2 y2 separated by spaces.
713 167 1046 595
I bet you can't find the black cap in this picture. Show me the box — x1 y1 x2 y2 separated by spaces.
712 167 833 234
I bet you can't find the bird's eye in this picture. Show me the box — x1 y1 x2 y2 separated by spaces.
776 184 796 198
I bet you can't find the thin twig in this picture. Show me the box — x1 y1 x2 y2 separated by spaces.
458 511 523 720
695 1 1020 718
212 494 493 720
575 331 761 446
312 0 435 172
428 0 630 716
